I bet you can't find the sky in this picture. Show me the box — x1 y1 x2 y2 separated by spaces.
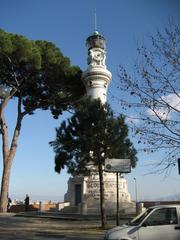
0 0 180 202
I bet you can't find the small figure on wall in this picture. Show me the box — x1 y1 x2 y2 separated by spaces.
7 195 12 212
24 194 30 211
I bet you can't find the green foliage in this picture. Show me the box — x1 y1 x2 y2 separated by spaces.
0 29 86 212
50 98 138 175
0 29 85 117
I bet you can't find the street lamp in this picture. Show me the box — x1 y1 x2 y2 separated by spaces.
134 177 138 214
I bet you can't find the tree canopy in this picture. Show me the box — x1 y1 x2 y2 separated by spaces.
0 29 85 212
0 29 85 117
50 98 138 175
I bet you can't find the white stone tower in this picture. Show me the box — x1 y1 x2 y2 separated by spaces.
82 31 112 104
63 31 133 215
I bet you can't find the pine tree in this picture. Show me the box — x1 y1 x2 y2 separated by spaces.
0 29 85 212
50 98 137 227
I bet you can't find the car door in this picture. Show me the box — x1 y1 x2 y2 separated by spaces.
138 207 180 240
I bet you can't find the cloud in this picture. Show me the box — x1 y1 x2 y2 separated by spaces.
147 93 180 121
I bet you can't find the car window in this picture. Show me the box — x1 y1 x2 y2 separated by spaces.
144 207 178 226
128 208 153 226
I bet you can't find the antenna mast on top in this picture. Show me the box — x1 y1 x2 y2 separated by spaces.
94 8 97 32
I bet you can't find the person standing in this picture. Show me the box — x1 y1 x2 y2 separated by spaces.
24 194 30 211
7 195 12 212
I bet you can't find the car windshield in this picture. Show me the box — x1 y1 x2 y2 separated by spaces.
127 208 153 226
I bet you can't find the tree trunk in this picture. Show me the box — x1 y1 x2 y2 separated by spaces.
0 97 23 212
0 123 22 212
98 163 107 228
0 158 13 212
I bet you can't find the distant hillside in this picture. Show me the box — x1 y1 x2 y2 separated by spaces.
158 194 180 201
141 194 180 202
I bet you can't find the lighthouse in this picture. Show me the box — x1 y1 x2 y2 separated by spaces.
82 31 112 104
62 32 133 215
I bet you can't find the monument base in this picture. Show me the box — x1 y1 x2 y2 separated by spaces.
62 171 134 215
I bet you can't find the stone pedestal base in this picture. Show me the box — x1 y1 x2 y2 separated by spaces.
63 171 132 215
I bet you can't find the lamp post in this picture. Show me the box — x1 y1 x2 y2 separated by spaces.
134 177 138 214
116 172 120 226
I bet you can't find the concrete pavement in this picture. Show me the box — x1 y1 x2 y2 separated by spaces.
0 212 131 240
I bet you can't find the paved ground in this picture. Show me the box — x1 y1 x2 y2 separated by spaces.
0 213 130 240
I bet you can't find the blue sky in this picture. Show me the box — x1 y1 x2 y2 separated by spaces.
0 0 179 202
